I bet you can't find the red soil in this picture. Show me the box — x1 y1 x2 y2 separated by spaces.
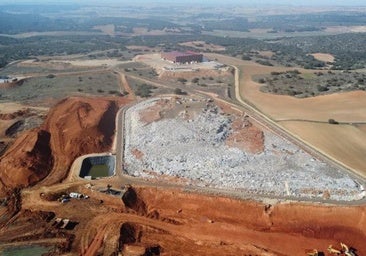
226 115 264 153
0 109 32 120
139 98 175 124
0 95 364 255
0 96 131 193
127 186 366 256
0 129 53 188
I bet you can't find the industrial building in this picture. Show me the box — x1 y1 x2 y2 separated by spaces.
161 51 203 64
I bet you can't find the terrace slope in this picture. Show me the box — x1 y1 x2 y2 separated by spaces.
0 96 130 194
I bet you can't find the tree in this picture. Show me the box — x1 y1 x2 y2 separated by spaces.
328 119 339 124
177 78 187 83
258 78 266 84
191 77 199 83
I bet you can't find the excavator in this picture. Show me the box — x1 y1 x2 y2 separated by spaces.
328 243 356 256
328 245 341 255
305 243 356 256
341 243 356 256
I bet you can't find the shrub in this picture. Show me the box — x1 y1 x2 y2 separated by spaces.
191 77 199 83
174 88 187 95
242 55 251 60
177 78 187 83
328 119 339 124
135 83 156 98
317 85 329 92
258 78 266 84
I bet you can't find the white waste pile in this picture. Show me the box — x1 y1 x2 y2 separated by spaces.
123 98 362 201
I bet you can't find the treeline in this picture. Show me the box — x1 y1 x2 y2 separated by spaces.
281 33 366 69
0 12 82 34
188 12 366 33
1 31 366 71
252 12 366 29
0 11 180 35
201 17 250 32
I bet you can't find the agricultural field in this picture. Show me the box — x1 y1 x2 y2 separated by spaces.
209 53 366 177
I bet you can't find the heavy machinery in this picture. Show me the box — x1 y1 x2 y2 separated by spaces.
305 249 325 256
328 245 341 255
305 249 319 256
328 243 356 256
341 243 356 256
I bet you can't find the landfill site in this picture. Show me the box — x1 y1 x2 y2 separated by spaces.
123 96 365 201
0 96 366 256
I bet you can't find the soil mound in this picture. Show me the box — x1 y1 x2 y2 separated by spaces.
131 186 366 256
39 96 129 185
0 129 53 188
0 96 130 190
122 187 147 215
226 116 264 153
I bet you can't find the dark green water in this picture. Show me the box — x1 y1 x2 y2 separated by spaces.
88 164 109 178
0 245 53 256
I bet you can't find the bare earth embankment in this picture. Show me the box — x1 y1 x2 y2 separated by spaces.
0 96 130 192
0 94 365 255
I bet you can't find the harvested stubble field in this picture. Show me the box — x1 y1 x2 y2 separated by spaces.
207 53 366 177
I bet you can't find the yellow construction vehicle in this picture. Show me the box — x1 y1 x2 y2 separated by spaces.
328 245 341 255
341 243 356 256
305 249 325 256
305 249 318 256
328 243 357 256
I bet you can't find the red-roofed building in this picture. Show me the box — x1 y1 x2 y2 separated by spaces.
161 51 203 64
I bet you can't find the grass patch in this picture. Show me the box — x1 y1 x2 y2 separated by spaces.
0 71 120 104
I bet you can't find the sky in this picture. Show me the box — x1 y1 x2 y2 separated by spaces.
0 0 365 6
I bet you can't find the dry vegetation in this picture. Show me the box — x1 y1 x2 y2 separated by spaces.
207 53 366 177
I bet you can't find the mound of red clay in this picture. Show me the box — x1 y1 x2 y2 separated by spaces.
226 116 264 153
125 186 366 256
0 96 130 191
0 129 53 188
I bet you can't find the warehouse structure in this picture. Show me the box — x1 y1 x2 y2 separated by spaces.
161 51 203 64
